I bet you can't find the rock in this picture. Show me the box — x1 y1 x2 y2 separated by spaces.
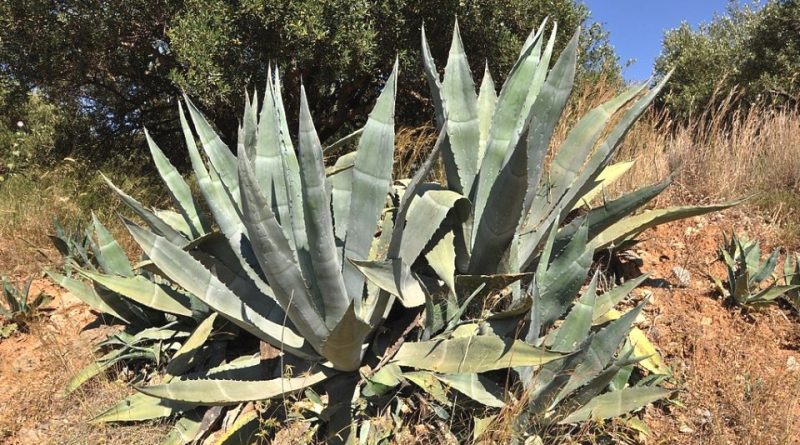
672 267 691 288
695 408 713 424
787 356 798 371
16 427 45 443
59 291 84 307
701 317 712 326
12 355 41 373
679 424 695 434
524 436 544 445
49 313 68 329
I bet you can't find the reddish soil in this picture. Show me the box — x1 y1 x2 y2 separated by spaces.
0 279 168 444
0 278 92 442
635 211 800 445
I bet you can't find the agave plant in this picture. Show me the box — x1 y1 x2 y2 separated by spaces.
784 253 800 310
48 18 735 443
47 213 214 395
418 19 735 282
406 19 740 428
714 233 798 307
64 60 573 444
1 275 53 338
49 218 95 272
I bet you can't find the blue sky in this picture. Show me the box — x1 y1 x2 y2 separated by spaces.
582 0 738 80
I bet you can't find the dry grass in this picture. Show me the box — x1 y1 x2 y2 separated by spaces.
619 99 800 197
394 126 441 181
0 160 166 275
17 325 172 445
612 93 800 244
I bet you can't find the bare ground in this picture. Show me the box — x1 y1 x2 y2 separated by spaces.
0 279 170 444
636 212 800 445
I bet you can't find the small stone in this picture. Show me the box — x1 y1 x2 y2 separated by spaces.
59 291 83 306
49 313 67 328
672 266 691 288
524 436 544 445
787 356 798 371
16 427 45 443
695 408 713 424
701 317 712 326
12 355 41 373
679 424 694 434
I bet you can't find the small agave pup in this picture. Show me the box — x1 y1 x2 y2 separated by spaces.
714 233 799 307
1 275 53 338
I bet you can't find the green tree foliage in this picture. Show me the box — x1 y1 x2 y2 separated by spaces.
0 78 63 180
167 0 621 140
739 0 800 99
0 0 619 164
0 1 181 160
655 0 800 116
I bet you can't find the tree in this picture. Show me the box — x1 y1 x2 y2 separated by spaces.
655 0 799 117
739 0 800 99
0 78 62 180
168 0 620 138
0 1 182 160
0 0 620 164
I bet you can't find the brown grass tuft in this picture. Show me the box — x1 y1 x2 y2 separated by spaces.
612 94 800 244
393 126 442 181
619 100 800 196
0 161 167 275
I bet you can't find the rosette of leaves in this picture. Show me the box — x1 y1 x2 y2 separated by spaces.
65 61 568 445
301 19 686 441
48 212 230 445
714 233 799 307
395 19 743 434
48 218 94 272
417 18 737 285
1 275 53 338
784 253 800 310
46 214 214 395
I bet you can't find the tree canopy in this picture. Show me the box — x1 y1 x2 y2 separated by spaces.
0 0 619 165
655 0 800 116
